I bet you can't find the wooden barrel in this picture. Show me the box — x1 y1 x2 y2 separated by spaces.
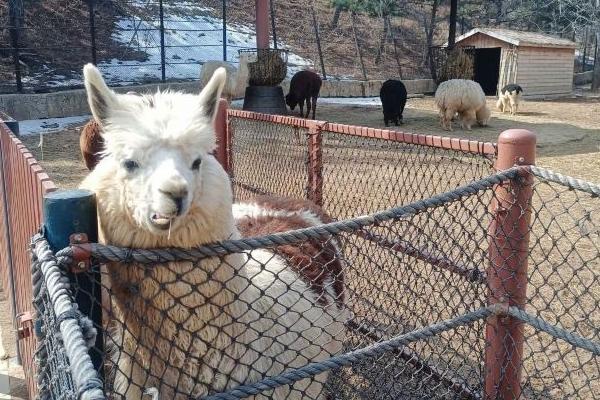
242 86 288 115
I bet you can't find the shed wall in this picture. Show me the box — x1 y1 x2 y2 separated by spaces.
516 47 574 96
457 33 510 49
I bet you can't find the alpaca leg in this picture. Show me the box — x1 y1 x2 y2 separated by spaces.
305 98 312 119
461 109 476 130
444 108 455 131
311 96 317 119
299 101 304 118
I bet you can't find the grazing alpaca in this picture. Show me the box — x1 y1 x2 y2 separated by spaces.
80 64 345 400
379 79 407 127
199 53 251 102
434 79 491 131
286 70 322 119
496 83 523 115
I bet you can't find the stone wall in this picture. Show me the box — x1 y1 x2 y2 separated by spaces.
0 79 436 120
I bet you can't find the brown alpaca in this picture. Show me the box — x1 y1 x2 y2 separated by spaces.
80 119 104 170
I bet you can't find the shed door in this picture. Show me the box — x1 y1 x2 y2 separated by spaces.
473 48 502 95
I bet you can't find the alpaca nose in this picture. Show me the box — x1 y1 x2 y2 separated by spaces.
159 186 188 215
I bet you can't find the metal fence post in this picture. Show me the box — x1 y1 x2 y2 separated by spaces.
484 129 536 400
88 0 97 65
310 1 327 80
214 99 228 172
307 121 324 207
8 0 23 92
159 0 166 82
222 0 227 61
43 189 104 377
269 0 278 50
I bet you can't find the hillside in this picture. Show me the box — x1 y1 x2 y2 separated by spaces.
1 0 442 93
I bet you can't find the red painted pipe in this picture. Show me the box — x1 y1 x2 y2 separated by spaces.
484 129 536 400
255 0 269 49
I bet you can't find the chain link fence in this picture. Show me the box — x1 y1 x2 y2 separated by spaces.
0 0 253 94
1 0 436 94
30 161 599 399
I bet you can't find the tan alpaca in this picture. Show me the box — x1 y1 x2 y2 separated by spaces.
80 64 345 400
434 79 491 131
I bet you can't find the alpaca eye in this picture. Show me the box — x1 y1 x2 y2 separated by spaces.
191 158 202 171
122 159 139 172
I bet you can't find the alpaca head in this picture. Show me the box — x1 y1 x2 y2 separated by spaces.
83 64 231 239
476 105 491 127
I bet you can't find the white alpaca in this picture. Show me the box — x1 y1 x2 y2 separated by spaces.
199 53 250 102
434 79 491 131
80 64 345 400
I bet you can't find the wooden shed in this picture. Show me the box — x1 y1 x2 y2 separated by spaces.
453 28 576 98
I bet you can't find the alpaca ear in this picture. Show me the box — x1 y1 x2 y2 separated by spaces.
198 67 226 122
83 64 118 124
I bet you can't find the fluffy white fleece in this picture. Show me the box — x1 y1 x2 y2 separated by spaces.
434 79 491 131
79 64 345 400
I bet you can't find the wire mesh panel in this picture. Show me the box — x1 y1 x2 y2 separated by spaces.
520 169 600 399
30 167 600 400
320 129 496 219
229 116 309 202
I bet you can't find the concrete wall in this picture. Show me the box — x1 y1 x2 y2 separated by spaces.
0 79 436 120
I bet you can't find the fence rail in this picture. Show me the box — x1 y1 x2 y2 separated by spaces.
0 119 56 399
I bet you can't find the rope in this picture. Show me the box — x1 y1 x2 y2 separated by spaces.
31 234 105 400
200 307 494 400
507 306 600 355
530 166 600 196
56 167 522 266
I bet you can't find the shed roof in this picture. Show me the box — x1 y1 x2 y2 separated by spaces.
453 28 577 48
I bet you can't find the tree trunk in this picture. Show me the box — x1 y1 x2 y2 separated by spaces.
390 17 404 78
448 0 458 48
375 16 389 65
351 12 368 80
331 5 342 29
592 32 600 92
426 0 440 81
582 27 588 72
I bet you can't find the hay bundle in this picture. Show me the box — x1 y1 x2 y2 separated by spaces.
435 47 475 84
243 49 288 86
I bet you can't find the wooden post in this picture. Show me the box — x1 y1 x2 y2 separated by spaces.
351 12 368 81
307 122 324 207
255 0 269 49
43 189 103 377
484 129 536 400
214 99 228 172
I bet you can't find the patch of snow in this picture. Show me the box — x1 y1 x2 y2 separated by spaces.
317 97 382 106
18 115 90 136
98 2 313 85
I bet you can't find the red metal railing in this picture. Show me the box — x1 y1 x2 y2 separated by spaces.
0 119 57 400
221 107 535 400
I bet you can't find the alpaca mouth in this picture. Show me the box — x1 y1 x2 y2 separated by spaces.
150 212 175 230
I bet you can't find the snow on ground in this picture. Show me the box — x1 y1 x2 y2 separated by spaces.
98 2 312 85
29 2 312 88
18 115 90 136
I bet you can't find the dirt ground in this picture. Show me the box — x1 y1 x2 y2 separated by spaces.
20 96 600 188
